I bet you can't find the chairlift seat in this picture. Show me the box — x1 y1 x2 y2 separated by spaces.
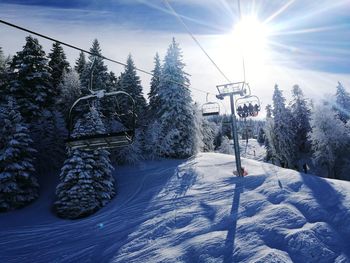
66 130 134 151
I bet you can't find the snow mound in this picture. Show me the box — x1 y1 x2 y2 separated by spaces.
1 153 350 263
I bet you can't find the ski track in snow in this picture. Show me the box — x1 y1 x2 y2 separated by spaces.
1 153 350 263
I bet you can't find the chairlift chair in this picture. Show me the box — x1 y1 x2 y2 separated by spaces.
236 95 261 118
202 93 220 117
202 102 220 116
66 90 136 151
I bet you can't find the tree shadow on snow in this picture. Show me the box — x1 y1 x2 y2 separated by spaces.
301 174 350 259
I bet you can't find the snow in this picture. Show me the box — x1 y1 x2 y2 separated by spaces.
1 153 350 262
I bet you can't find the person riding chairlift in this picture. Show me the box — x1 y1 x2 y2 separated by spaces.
248 103 254 116
243 104 249 118
237 105 244 118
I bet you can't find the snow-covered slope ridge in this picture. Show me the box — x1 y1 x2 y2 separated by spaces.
1 153 350 263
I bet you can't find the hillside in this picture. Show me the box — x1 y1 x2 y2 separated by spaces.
1 153 350 263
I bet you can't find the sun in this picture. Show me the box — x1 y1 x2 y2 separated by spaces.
231 16 270 57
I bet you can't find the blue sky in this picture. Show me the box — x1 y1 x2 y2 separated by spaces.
0 0 349 109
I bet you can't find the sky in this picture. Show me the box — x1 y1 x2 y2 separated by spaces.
0 0 349 115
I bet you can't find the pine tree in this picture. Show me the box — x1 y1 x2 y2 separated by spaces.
57 70 82 117
290 85 311 153
157 38 197 158
0 98 39 211
48 42 70 96
0 46 9 103
9 36 53 122
148 53 161 118
200 115 217 152
271 85 298 168
74 51 86 77
0 46 5 71
309 104 350 179
257 127 265 144
54 107 116 219
80 39 109 95
31 109 67 173
334 82 350 123
118 54 147 125
218 136 233 154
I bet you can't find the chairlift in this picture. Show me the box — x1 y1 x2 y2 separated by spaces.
66 90 136 151
65 57 135 151
236 95 261 118
202 93 220 116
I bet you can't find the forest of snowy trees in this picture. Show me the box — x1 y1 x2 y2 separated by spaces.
1 35 349 218
263 82 350 181
0 36 208 217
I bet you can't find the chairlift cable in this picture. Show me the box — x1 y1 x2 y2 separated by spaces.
163 0 232 84
0 18 216 96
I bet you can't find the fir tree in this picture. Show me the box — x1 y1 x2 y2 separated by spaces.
32 109 67 173
157 38 197 158
57 70 82 117
48 42 70 96
80 39 109 95
0 46 9 103
218 136 233 154
118 54 147 125
271 85 298 168
54 107 116 219
257 127 265 144
200 116 217 152
290 85 311 153
334 82 350 123
309 104 350 179
148 53 161 118
0 46 5 71
0 98 39 211
74 51 86 77
9 36 53 122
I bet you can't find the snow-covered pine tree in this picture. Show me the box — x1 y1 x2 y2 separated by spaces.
257 127 265 144
0 46 9 102
272 85 298 168
9 36 53 122
80 39 109 95
157 38 197 158
309 103 350 180
118 54 147 124
0 46 5 71
218 136 233 154
264 104 275 162
148 53 161 118
54 106 115 219
290 85 311 153
57 70 82 117
31 109 67 173
74 51 86 78
0 98 39 212
200 114 217 152
334 82 350 123
48 42 70 96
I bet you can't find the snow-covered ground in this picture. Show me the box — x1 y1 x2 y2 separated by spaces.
1 153 350 263
239 139 266 162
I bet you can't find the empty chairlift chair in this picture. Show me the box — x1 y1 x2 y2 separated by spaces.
66 90 136 151
202 102 220 116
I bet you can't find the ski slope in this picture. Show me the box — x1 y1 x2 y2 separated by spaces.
1 153 350 263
